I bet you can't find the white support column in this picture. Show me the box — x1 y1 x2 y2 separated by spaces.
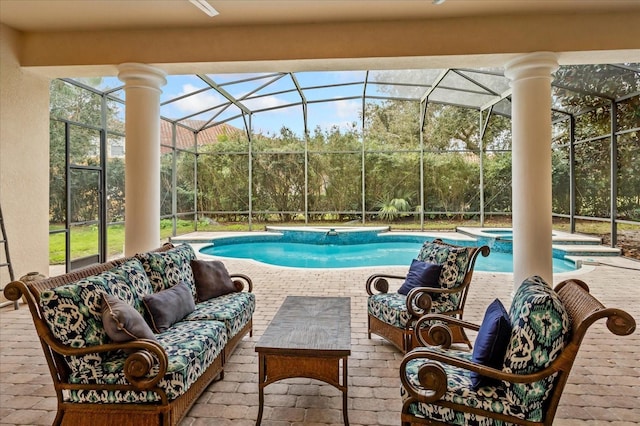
118 63 167 256
504 52 559 288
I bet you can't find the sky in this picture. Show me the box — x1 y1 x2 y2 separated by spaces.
78 67 504 137
94 71 380 137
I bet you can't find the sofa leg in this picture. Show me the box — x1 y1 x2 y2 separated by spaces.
53 409 64 426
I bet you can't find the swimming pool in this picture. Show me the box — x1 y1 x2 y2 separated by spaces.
198 227 577 272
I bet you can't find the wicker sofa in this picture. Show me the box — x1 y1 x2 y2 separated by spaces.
3 242 255 426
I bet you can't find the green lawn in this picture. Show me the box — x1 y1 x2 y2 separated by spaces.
49 220 195 264
49 218 638 265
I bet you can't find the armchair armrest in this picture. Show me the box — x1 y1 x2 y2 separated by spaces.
230 273 253 292
42 333 168 390
365 273 406 295
413 313 481 348
405 285 469 318
400 347 563 404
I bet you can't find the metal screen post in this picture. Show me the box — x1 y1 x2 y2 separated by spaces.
569 115 576 234
610 100 618 247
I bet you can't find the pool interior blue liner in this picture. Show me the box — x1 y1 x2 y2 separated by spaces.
199 228 577 272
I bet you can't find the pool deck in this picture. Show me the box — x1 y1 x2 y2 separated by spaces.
1 232 639 425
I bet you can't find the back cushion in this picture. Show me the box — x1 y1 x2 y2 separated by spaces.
107 258 154 317
416 240 471 307
502 275 571 421
38 258 153 373
136 243 197 298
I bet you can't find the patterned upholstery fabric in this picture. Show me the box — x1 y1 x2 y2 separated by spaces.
185 292 256 338
401 276 571 424
417 240 471 294
39 259 153 373
40 244 253 408
65 320 227 403
136 243 197 298
401 347 518 426
368 293 458 328
368 241 472 330
502 275 571 420
105 259 154 317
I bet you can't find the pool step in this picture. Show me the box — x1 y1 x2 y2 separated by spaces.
553 244 621 257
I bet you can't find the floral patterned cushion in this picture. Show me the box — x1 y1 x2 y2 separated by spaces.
185 292 255 338
66 320 227 403
136 244 197 298
401 347 520 426
501 275 571 420
39 259 153 373
368 292 458 328
417 241 471 292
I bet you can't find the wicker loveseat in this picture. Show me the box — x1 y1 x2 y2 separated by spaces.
3 242 255 426
399 276 636 426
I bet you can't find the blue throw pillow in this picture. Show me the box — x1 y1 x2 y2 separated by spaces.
397 259 442 296
470 298 511 389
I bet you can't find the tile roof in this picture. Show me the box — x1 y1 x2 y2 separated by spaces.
161 120 243 152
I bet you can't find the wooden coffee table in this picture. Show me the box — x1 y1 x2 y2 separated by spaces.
255 296 351 425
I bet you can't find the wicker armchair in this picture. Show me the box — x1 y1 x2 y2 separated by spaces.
400 277 636 426
366 239 490 353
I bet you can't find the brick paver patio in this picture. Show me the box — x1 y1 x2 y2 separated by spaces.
1 246 638 425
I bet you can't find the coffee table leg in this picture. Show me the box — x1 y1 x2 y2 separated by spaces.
342 356 349 426
256 354 265 425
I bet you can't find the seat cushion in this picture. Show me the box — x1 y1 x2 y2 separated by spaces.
502 275 571 421
401 347 523 426
368 293 412 328
185 292 255 338
368 292 458 328
66 319 227 403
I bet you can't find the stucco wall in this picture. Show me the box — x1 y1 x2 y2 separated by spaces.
0 24 50 294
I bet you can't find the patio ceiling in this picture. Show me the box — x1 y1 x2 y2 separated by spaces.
67 63 640 134
3 0 639 32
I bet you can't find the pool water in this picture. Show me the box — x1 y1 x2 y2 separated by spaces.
201 241 576 273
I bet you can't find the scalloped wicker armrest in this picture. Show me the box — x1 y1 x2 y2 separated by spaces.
415 313 481 333
400 348 562 404
230 273 253 292
42 334 168 390
405 286 468 317
406 287 435 316
365 273 406 295
412 313 481 347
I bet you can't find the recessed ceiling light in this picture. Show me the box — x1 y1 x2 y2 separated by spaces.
189 0 219 17
433 0 446 4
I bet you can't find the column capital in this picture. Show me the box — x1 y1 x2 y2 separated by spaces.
504 52 559 82
118 63 167 90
